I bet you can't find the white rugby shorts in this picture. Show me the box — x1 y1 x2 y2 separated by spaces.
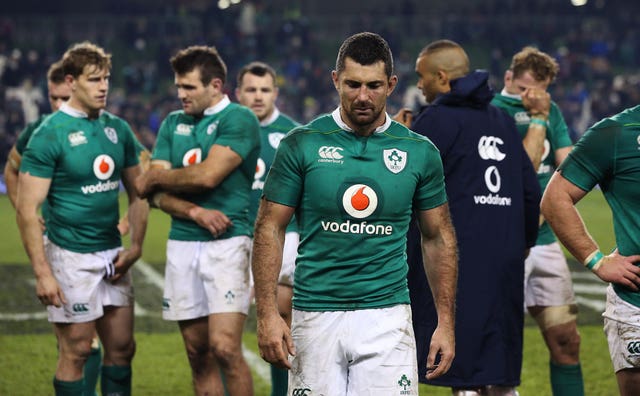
278 232 299 287
44 238 133 323
524 242 576 307
289 305 418 395
603 285 640 372
163 236 251 320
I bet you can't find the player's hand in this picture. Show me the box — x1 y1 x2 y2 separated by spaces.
134 168 160 198
257 310 295 369
425 323 455 380
35 273 66 308
109 246 142 282
188 206 233 237
392 108 413 127
521 87 550 118
38 216 46 232
117 216 130 236
593 249 640 291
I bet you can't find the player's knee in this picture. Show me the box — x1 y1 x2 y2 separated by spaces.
58 338 94 369
210 338 243 369
106 337 136 364
553 327 581 356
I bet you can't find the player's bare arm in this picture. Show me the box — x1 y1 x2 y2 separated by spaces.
252 198 296 369
3 146 21 208
521 87 551 170
110 164 149 282
16 172 66 307
542 171 640 290
417 203 458 380
151 192 232 237
135 144 242 198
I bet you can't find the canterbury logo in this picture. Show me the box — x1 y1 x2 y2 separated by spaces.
72 303 89 313
318 146 344 160
292 389 311 396
478 136 506 161
627 341 640 355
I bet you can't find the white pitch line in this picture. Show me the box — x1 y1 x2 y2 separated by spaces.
572 283 607 295
572 272 602 281
0 311 48 321
134 259 271 382
575 296 606 312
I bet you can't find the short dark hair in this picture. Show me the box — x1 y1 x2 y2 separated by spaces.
510 46 559 83
236 61 277 88
419 39 462 57
335 32 394 78
170 45 227 85
47 60 65 84
61 41 111 78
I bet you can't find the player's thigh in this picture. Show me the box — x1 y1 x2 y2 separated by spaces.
45 239 119 323
178 317 210 355
201 237 252 315
289 310 348 395
96 305 135 363
54 321 97 358
347 305 418 395
163 240 209 320
208 312 247 349
616 368 640 396
525 243 575 307
603 285 640 372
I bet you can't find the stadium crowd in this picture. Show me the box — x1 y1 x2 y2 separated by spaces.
1 0 640 170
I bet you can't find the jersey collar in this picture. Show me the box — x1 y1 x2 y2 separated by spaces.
500 88 522 101
59 102 104 118
331 107 392 134
260 107 280 127
203 95 231 116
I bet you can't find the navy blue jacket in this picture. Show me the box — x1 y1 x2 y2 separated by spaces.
407 70 540 387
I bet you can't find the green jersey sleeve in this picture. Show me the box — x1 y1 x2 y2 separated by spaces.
263 131 303 208
558 121 615 192
217 107 260 160
20 124 61 178
414 141 447 211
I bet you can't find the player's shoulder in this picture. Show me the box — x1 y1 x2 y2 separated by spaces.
100 111 133 129
223 102 258 121
275 113 301 130
589 106 640 134
288 113 338 135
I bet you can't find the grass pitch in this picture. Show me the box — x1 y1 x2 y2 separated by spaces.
0 190 620 395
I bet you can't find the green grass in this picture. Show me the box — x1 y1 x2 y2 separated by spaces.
0 191 623 395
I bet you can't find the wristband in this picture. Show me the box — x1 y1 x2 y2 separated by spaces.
529 117 548 128
583 249 604 271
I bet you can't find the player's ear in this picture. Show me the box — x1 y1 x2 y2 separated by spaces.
504 70 513 86
65 74 75 91
331 70 339 90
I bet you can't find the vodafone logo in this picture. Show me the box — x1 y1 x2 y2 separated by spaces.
342 184 378 219
93 155 115 180
255 158 266 180
182 148 202 167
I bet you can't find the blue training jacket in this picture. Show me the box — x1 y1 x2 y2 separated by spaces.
407 70 540 387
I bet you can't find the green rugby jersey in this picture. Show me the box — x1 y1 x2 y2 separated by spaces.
559 105 640 307
250 108 300 232
16 114 47 155
20 104 140 253
492 92 572 245
263 109 447 311
152 96 260 241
